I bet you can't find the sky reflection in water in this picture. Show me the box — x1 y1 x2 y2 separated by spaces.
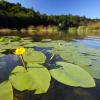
75 37 100 49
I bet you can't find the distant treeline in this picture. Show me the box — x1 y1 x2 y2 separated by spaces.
0 0 99 30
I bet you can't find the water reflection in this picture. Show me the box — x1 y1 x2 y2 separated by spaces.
74 36 100 49
31 33 85 42
17 79 100 100
0 54 22 83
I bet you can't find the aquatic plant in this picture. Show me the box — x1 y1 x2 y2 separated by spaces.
0 44 96 100
1 36 100 100
15 47 25 55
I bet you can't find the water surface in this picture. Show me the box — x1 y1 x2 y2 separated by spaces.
0 35 100 100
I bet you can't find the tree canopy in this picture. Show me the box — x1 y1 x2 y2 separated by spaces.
0 0 98 29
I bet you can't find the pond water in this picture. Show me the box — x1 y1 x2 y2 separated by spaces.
0 35 100 100
74 36 100 49
67 36 100 100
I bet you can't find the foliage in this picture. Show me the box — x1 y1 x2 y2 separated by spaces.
0 81 13 100
50 62 95 87
0 36 98 99
0 1 93 29
9 65 51 94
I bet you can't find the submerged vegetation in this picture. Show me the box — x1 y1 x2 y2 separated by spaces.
0 36 100 99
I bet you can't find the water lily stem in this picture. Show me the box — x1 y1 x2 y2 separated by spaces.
20 55 27 70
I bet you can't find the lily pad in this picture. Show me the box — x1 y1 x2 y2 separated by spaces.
50 62 95 88
9 66 34 91
27 63 51 94
0 81 13 100
9 65 51 94
23 49 46 63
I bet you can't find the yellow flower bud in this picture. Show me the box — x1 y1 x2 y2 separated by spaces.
15 48 25 55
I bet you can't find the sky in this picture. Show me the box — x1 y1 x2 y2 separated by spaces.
6 0 100 18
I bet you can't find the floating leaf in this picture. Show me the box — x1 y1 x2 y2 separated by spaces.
87 65 100 79
23 43 37 47
50 62 95 88
27 63 51 94
0 81 13 100
9 65 51 94
84 60 100 79
10 66 26 73
9 66 33 91
23 49 46 63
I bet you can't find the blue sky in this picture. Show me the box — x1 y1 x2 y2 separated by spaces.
6 0 100 18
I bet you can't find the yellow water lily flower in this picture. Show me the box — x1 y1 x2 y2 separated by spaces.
15 47 25 55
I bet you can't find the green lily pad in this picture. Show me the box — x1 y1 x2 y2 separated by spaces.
27 63 51 94
83 60 100 79
9 65 51 94
0 81 13 100
50 62 95 88
87 65 100 79
9 66 34 91
10 66 26 74
23 43 37 47
23 49 46 63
